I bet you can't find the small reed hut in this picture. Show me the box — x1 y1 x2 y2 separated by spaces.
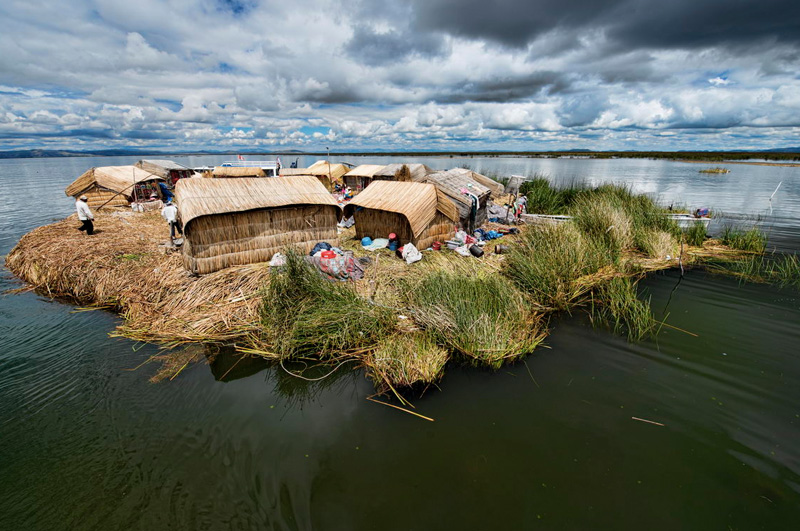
343 164 385 192
305 160 349 190
343 181 458 249
135 159 194 186
176 176 342 275
64 166 165 209
372 163 433 183
211 166 266 178
423 169 492 229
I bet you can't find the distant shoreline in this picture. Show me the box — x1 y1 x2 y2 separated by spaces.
677 159 800 167
1 149 799 162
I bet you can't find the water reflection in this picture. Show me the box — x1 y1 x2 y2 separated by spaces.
2 155 800 528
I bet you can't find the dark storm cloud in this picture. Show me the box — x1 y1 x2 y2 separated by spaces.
345 25 448 66
436 71 568 103
411 0 623 48
608 2 800 50
408 0 800 50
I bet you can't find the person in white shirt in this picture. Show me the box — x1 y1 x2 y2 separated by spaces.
76 195 94 235
161 201 183 239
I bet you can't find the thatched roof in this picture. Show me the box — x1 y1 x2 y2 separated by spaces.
279 168 311 176
447 168 505 196
373 163 433 181
305 160 349 182
343 181 458 237
423 169 491 207
212 166 266 178
175 176 342 226
345 164 385 178
65 166 164 197
136 159 190 171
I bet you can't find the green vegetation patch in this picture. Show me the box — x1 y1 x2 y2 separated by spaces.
721 226 767 253
590 277 659 341
407 269 545 368
260 250 396 359
503 222 612 310
366 332 450 391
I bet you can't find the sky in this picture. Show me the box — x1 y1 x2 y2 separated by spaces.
1 0 799 152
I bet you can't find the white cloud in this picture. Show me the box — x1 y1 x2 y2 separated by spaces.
0 0 798 151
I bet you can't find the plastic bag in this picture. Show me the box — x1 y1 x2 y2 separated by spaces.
401 243 423 264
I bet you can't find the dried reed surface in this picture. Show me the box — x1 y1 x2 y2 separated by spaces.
6 210 268 345
6 202 755 393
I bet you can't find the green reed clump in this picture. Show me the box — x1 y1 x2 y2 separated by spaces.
636 229 679 259
570 193 634 261
504 222 612 310
766 253 800 288
720 226 767 253
709 252 800 288
260 250 395 359
590 277 658 341
682 223 708 246
407 269 545 368
520 177 585 214
366 332 449 391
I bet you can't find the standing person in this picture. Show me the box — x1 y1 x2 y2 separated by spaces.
158 181 174 202
161 200 183 240
76 195 94 235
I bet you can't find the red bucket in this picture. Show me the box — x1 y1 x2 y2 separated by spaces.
432 241 442 251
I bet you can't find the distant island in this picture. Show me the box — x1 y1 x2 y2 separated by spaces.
1 148 799 162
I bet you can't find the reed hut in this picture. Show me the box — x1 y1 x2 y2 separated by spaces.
305 160 349 190
447 167 505 196
176 176 342 275
372 163 433 183
423 169 492 229
343 164 385 191
343 181 458 250
64 166 165 209
135 159 194 186
211 166 266 178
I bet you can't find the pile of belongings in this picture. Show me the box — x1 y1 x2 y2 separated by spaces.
268 243 365 281
473 228 504 241
445 230 484 258
308 242 365 281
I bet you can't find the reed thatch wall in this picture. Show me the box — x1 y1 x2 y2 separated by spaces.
344 164 385 190
176 176 342 274
279 168 310 176
183 205 340 274
65 166 164 209
343 181 457 248
423 169 491 228
306 160 349 183
212 166 266 178
373 163 433 182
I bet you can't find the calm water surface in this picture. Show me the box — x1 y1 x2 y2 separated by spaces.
1 155 799 529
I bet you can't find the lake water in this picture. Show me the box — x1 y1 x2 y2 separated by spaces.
1 155 799 529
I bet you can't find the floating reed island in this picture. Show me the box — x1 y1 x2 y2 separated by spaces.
7 176 793 394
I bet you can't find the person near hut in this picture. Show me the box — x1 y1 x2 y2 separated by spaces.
161 200 183 239
76 195 94 235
